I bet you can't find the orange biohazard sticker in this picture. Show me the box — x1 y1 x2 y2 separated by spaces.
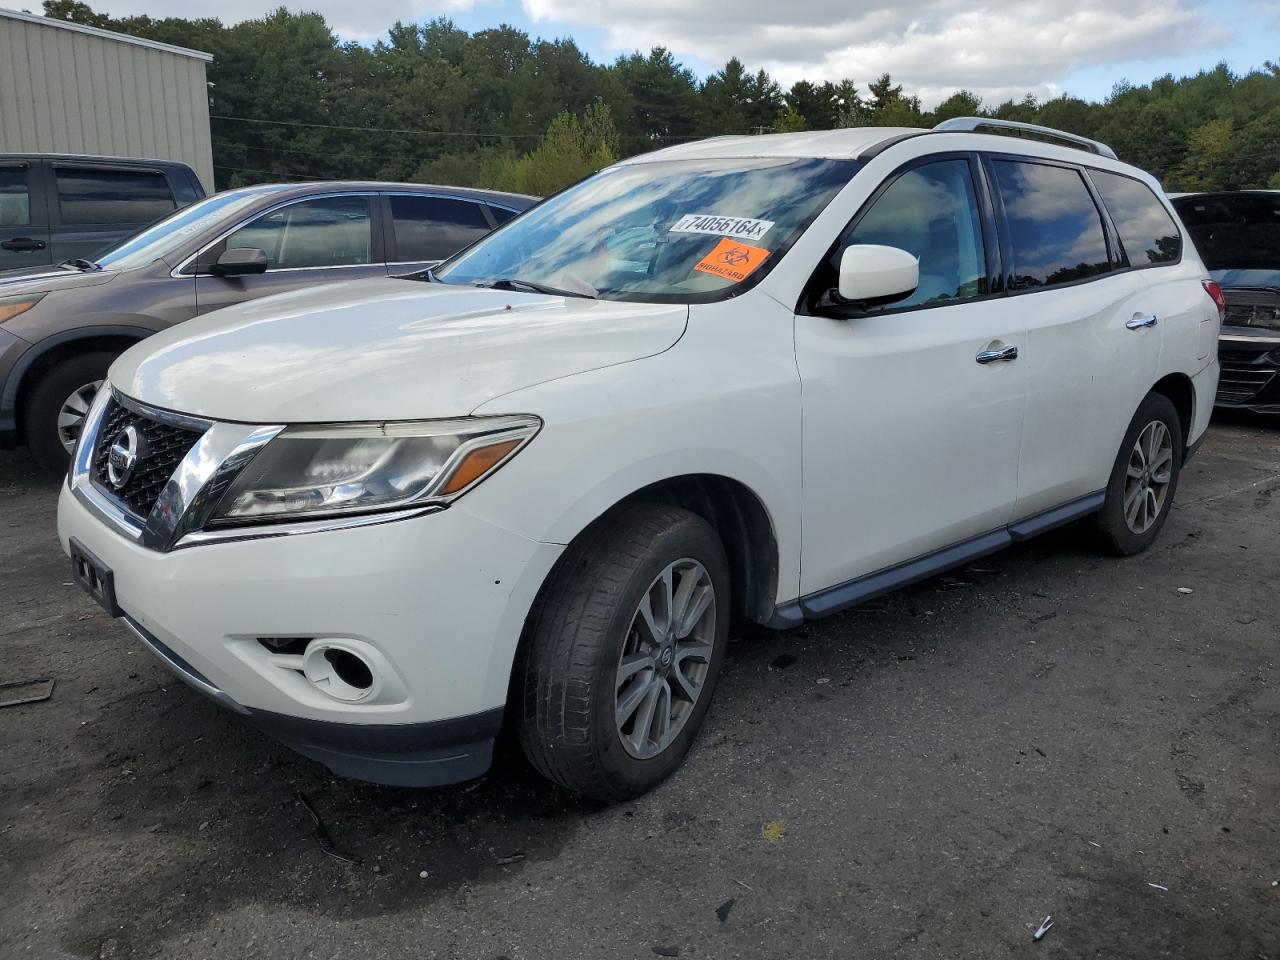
693 237 770 284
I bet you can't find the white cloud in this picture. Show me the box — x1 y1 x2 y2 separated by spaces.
81 0 1232 103
523 0 1232 106
83 0 481 40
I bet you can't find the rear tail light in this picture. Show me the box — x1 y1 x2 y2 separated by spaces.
1202 279 1227 323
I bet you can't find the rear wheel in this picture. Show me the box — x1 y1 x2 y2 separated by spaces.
23 352 115 474
1095 391 1183 555
517 503 730 801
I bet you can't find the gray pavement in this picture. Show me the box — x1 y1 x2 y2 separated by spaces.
2 417 1277 960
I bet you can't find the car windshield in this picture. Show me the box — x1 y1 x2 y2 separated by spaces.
433 157 859 303
1175 192 1280 288
93 191 279 272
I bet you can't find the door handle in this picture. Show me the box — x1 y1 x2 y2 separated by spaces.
976 344 1018 364
1126 313 1158 330
0 237 47 252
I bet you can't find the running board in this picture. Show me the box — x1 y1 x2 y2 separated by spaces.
767 491 1104 627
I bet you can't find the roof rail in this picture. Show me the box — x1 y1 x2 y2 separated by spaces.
932 117 1118 160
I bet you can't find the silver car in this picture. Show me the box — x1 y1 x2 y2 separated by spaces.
0 181 535 470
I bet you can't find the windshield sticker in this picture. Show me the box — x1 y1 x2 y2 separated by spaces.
693 238 771 284
670 214 774 242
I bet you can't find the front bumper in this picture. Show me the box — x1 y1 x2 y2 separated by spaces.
58 481 562 786
1216 327 1280 411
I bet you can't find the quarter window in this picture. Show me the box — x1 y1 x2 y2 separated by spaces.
991 160 1110 289
488 205 518 225
1089 170 1181 266
218 196 372 270
54 168 175 225
833 158 987 311
390 196 491 261
0 169 30 226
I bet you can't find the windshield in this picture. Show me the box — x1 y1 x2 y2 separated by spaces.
434 157 859 303
1174 192 1280 287
93 191 277 272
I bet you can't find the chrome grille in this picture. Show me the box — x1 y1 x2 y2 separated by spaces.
91 398 206 520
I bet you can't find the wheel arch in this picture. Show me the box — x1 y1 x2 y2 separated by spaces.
1151 372 1195 456
5 325 150 443
503 471 783 738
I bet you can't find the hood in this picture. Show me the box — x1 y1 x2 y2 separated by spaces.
112 278 688 422
0 265 118 294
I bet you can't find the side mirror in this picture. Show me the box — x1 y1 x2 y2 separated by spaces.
837 244 919 305
212 247 269 276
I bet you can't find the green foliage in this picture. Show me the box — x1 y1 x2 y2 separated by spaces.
500 100 619 195
41 1 1280 193
772 104 808 133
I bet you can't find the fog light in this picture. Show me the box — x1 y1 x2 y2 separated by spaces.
302 641 377 702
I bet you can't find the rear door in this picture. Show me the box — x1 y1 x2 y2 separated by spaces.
193 193 385 314
985 155 1161 518
0 160 51 270
794 154 1028 596
383 193 497 274
48 163 179 263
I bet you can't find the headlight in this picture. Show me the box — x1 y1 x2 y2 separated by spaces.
208 415 540 525
0 293 46 325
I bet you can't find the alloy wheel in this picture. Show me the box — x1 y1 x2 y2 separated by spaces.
1123 419 1174 534
615 558 716 760
57 380 103 454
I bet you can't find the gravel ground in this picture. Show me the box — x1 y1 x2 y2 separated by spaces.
1 416 1278 960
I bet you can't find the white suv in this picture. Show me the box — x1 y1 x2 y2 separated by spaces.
59 119 1222 800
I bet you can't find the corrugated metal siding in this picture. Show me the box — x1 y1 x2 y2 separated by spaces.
0 15 213 190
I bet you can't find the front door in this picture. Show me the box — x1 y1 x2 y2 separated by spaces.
794 156 1026 598
193 194 387 314
0 161 50 270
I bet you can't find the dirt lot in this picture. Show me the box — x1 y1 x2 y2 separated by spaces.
1 417 1278 960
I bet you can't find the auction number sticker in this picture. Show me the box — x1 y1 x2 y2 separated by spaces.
670 214 774 242
693 237 771 283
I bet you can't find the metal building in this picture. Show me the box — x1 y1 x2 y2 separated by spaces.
0 8 213 190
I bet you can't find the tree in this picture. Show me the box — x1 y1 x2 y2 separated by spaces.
1171 119 1237 191
772 104 808 132
39 1 1280 191
786 80 840 129
926 90 982 125
502 100 618 195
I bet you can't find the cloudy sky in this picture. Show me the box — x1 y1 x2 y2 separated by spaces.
85 0 1274 106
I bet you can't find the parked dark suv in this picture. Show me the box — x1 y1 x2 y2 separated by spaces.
0 181 536 470
0 154 205 271
1171 191 1280 412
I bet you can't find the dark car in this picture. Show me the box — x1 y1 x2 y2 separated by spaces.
1171 191 1280 412
0 154 206 271
0 181 536 470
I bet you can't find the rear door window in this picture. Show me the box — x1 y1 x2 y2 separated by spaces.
0 167 31 226
390 195 492 261
54 167 176 225
1090 170 1181 266
215 195 372 270
990 159 1111 289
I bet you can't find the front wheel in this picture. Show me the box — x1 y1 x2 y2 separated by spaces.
1095 391 1183 555
23 352 115 474
516 504 730 801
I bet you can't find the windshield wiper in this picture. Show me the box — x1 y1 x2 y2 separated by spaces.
58 258 101 272
482 277 596 299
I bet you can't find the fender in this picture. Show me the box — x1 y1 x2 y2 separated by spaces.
0 324 153 431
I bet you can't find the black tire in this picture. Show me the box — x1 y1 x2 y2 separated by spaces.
516 503 731 801
1095 391 1183 556
23 351 115 474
